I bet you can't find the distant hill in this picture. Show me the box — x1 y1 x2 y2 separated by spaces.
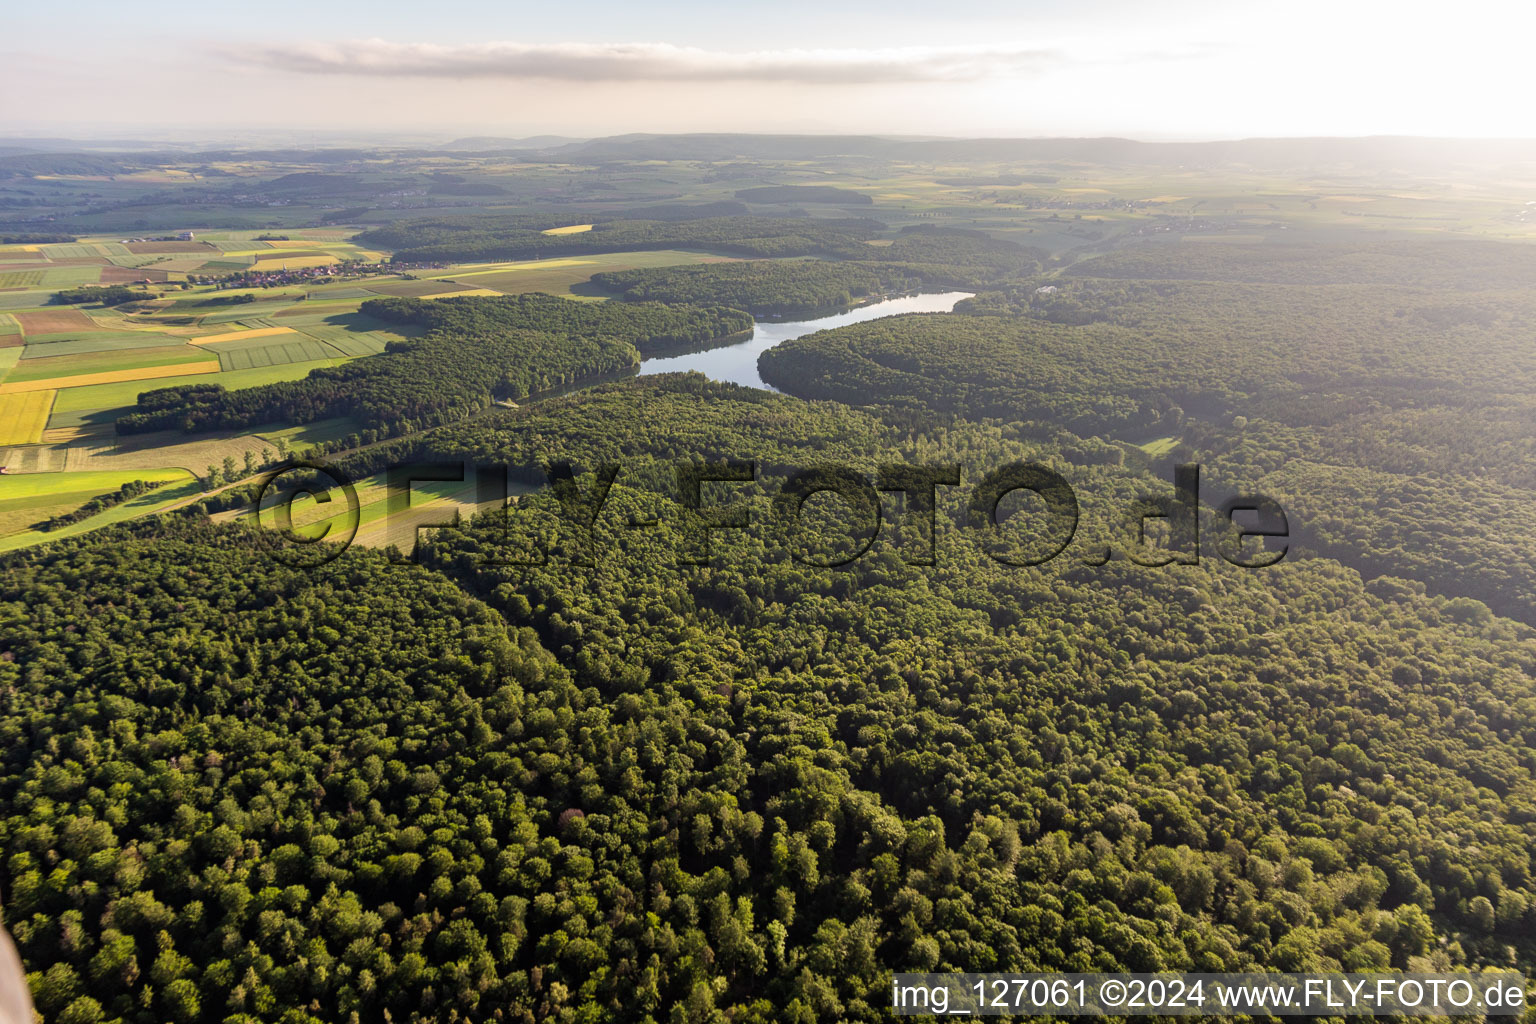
546 132 1536 170
0 152 137 177
552 133 913 162
0 136 187 152
438 135 587 151
5 133 1534 175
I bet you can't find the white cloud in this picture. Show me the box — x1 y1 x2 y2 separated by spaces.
236 39 1081 83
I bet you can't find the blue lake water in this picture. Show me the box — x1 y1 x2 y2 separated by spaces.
637 291 974 390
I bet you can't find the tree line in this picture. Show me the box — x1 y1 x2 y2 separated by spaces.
357 217 885 265
114 295 752 439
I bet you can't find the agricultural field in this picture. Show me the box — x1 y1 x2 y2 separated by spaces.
0 467 199 551
18 331 204 357
4 345 216 385
0 391 54 446
250 254 341 271
209 337 338 371
0 359 221 395
0 257 428 474
0 252 399 518
0 233 749 546
0 230 385 293
0 291 56 311
41 357 352 430
191 325 298 344
14 309 96 334
416 286 504 299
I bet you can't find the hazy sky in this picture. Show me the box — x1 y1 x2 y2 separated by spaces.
4 0 1532 140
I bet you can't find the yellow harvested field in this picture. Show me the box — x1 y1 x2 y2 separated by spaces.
147 258 214 273
219 241 347 257
437 257 596 274
542 224 594 235
192 326 296 345
1146 195 1189 203
252 255 340 271
421 288 504 299
0 361 220 394
0 391 55 445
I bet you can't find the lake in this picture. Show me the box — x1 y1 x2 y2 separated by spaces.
637 291 974 390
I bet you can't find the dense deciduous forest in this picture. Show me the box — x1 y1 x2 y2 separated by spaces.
764 244 1536 624
592 262 901 317
6 194 1536 1024
7 374 1536 1023
589 231 1041 315
612 203 750 222
869 227 1042 285
359 295 753 358
52 285 140 307
1064 238 1536 290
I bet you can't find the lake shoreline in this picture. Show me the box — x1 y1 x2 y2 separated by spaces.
638 290 974 392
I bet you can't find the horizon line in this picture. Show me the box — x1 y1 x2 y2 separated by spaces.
7 129 1536 149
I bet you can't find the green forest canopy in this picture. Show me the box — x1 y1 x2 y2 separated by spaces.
4 212 1536 1024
